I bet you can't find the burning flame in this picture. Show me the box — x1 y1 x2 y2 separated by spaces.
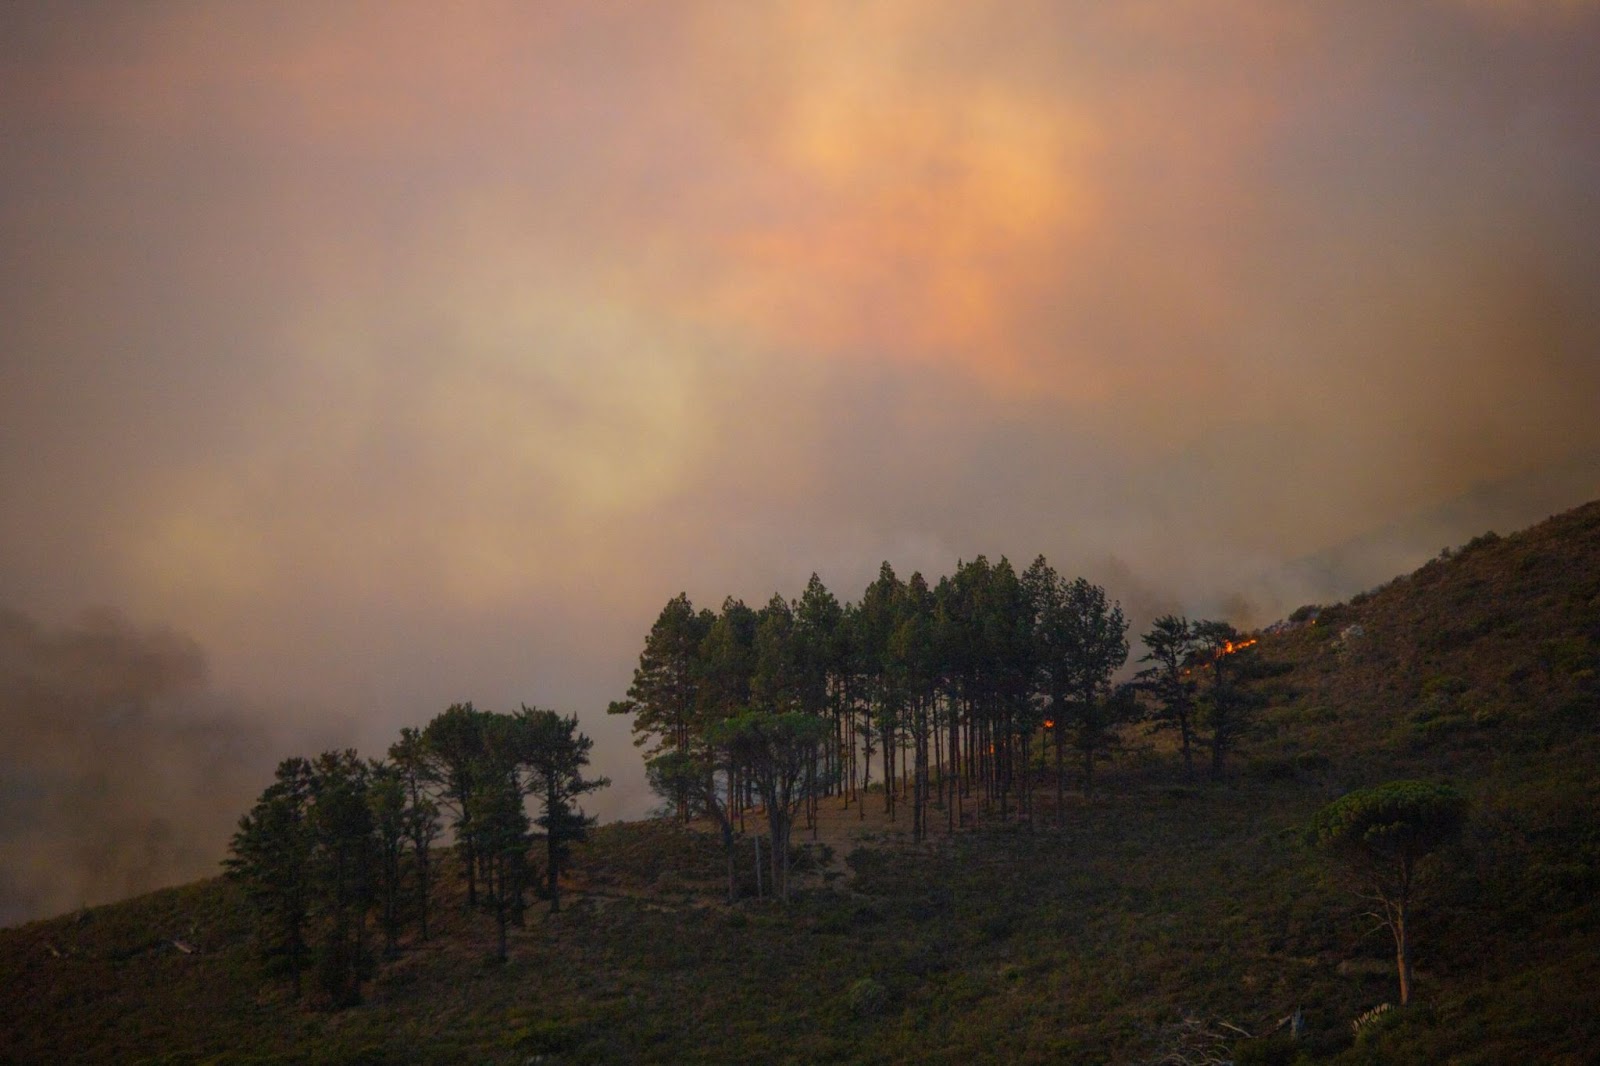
1043 718 1054 730
1188 637 1259 673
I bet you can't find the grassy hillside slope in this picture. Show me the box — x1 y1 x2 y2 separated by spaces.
3 502 1598 1065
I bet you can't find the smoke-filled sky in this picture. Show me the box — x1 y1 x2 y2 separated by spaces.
3 2 1599 920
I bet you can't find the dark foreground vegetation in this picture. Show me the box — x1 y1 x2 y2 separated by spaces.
3 501 1599 1064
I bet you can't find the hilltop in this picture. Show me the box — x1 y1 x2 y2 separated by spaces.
3 502 1598 1065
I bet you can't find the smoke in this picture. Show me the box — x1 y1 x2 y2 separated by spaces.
0 608 280 927
1 2 1598 912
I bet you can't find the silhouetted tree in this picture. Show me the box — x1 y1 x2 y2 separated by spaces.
1024 557 1070 819
715 711 831 900
518 707 609 914
794 573 845 815
306 750 375 1008
972 558 1037 820
1136 615 1201 778
468 766 531 960
387 727 440 939
890 573 939 841
226 757 315 996
419 703 490 905
1056 577 1129 797
1309 780 1468 1005
648 747 739 901
366 760 407 955
1190 621 1261 779
856 563 905 818
610 594 713 822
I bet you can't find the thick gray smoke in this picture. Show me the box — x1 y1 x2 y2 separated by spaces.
0 608 277 927
1 3 1598 919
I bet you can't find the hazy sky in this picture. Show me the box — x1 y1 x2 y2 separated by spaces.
3 2 1598 917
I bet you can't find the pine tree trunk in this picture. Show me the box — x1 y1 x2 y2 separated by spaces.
547 823 561 914
1022 735 1033 830
1394 906 1412 1005
768 810 784 900
883 720 895 817
417 847 430 940
1179 711 1194 780
290 923 304 999
948 711 959 834
1054 717 1064 826
496 894 508 961
780 820 791 902
999 718 1010 822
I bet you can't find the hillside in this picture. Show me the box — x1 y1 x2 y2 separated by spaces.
1243 446 1600 615
3 502 1599 1065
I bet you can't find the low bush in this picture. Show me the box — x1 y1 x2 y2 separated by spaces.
846 977 889 1017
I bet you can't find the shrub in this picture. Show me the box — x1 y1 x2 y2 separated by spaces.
1539 637 1593 675
1245 756 1294 781
979 911 1018 942
847 977 889 1017
1418 675 1468 701
508 1019 585 1055
1290 603 1323 624
1245 754 1328 781
305 1047 392 1066
1552 695 1598 726
1232 1032 1300 1065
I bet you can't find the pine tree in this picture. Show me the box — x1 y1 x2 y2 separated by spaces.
387 727 440 939
226 758 315 996
609 594 713 822
714 711 831 901
1190 620 1262 779
1136 615 1201 779
468 762 531 961
419 703 490 905
1057 576 1130 797
306 751 375 1008
1309 781 1467 1005
366 760 408 955
518 707 609 914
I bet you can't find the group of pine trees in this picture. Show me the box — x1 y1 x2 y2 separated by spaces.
226 555 1266 999
220 552 1460 1018
611 555 1266 898
225 703 606 1004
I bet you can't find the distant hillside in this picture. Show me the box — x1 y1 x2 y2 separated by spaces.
3 502 1598 1065
1239 447 1600 623
1257 495 1600 774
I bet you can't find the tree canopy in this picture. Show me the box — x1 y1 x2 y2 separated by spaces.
228 701 609 991
613 555 1151 852
1309 780 1468 1005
